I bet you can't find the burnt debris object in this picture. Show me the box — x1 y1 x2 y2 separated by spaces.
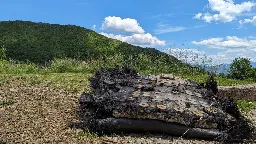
73 67 254 142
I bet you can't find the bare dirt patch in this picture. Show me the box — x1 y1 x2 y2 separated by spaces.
218 84 256 101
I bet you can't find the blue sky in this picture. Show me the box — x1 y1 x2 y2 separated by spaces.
1 0 256 64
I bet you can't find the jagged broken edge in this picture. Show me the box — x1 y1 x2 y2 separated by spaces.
204 72 255 142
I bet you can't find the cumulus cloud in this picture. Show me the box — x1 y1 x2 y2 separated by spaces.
100 16 165 47
192 36 256 49
239 15 256 25
192 36 256 64
209 48 256 64
194 0 256 23
100 32 165 47
101 16 145 34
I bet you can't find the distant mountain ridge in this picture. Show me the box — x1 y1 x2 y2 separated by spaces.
204 61 256 74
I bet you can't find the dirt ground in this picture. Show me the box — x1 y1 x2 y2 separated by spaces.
1 81 255 144
218 84 256 101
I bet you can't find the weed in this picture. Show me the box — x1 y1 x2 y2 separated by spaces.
76 129 98 140
236 100 256 112
0 100 15 106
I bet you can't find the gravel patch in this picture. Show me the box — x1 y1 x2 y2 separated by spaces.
0 82 93 143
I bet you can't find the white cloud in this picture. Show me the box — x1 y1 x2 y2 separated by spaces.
195 0 256 23
91 25 96 30
100 16 165 47
101 16 145 34
192 36 256 49
248 36 256 39
192 36 256 64
100 32 166 47
151 13 173 19
154 24 206 34
209 48 256 64
241 12 256 17
193 13 202 19
239 15 256 25
154 24 186 34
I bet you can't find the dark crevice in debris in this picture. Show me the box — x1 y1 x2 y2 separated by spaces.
72 67 255 142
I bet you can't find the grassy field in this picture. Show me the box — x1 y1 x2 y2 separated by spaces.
0 73 92 93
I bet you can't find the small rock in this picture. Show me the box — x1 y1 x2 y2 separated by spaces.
9 88 18 92
160 74 175 80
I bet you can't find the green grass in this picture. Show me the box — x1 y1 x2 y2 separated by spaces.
179 74 256 86
76 129 98 140
0 59 96 74
0 68 256 94
1 58 256 87
0 100 15 107
0 73 91 93
236 100 256 112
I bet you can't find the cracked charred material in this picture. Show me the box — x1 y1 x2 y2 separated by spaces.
77 67 254 142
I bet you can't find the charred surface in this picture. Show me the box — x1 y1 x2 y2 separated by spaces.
92 118 227 141
74 67 254 142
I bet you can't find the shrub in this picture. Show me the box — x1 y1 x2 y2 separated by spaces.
249 68 256 80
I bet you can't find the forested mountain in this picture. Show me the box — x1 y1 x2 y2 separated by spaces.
0 20 204 74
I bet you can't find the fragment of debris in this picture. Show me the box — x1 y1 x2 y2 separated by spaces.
71 67 254 142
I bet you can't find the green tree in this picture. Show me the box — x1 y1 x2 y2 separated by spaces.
228 57 252 80
249 68 256 80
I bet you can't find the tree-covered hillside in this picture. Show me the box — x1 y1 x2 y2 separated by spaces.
0 20 204 74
